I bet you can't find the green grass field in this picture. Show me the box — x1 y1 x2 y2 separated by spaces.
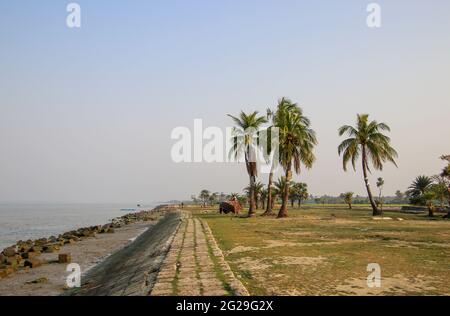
192 205 450 296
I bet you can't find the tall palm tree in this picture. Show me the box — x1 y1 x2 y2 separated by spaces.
338 114 398 216
275 99 317 218
261 107 278 216
228 111 268 217
261 99 302 216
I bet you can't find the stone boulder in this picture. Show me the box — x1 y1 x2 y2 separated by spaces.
58 253 71 264
2 247 16 257
21 251 39 260
24 258 42 268
43 243 60 253
0 266 14 278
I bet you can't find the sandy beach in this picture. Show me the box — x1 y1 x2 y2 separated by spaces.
0 210 168 296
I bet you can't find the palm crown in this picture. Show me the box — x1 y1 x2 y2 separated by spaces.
338 114 398 172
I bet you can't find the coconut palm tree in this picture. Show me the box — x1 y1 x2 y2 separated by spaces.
275 99 317 218
228 111 268 217
338 114 398 216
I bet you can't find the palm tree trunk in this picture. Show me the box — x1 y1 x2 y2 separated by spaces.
262 171 275 216
362 145 381 216
278 165 291 218
428 205 434 217
248 174 256 217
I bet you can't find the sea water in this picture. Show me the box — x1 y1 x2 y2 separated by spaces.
0 203 155 250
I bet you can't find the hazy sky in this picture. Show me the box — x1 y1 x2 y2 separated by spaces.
1 1 449 203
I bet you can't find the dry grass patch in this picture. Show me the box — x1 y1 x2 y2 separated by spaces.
194 206 450 296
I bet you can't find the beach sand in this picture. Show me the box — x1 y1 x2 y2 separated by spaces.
0 220 154 296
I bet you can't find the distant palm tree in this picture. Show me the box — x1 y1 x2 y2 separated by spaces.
208 192 219 206
273 177 287 210
406 175 433 202
244 182 264 210
342 192 354 209
376 177 385 210
289 182 304 208
338 114 398 216
228 111 268 217
199 189 210 208
294 182 308 208
254 182 264 209
289 183 297 208
275 99 317 218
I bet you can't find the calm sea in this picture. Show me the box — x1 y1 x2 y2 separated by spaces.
0 203 156 250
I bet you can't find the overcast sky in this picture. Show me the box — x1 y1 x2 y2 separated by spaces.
1 1 449 203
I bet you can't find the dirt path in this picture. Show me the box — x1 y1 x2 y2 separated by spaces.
150 214 248 296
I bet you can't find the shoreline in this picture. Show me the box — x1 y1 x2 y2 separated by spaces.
0 205 175 295
0 202 160 251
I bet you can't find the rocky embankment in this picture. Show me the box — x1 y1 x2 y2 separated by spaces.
0 205 172 280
